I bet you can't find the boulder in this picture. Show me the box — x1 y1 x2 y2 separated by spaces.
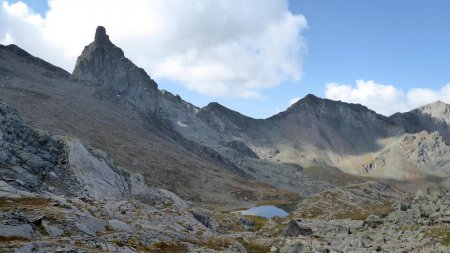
362 215 383 229
25 155 45 170
74 213 106 236
191 209 218 232
42 220 63 238
107 219 133 232
282 220 313 237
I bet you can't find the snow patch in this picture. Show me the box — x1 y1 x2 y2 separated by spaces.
177 121 188 127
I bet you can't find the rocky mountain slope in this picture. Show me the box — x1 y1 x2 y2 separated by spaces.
2 95 448 252
391 101 450 142
0 29 310 208
156 77 450 181
362 131 450 180
1 26 449 209
0 100 232 252
0 27 356 205
0 25 449 253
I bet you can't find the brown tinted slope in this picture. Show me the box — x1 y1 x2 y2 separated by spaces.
0 44 280 206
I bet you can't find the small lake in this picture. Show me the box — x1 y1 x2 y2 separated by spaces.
240 205 289 218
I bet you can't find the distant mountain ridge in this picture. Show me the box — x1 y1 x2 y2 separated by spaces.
391 100 450 143
0 26 449 205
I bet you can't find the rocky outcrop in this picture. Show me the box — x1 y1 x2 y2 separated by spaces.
282 220 313 237
0 100 233 252
391 101 450 142
73 26 159 113
0 101 66 194
222 140 259 159
252 178 450 253
363 131 450 179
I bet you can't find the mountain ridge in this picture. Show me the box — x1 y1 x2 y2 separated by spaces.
1 26 449 202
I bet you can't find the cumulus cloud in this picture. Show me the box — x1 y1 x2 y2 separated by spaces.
0 0 307 98
325 80 450 115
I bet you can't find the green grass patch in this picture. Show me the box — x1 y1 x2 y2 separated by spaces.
242 215 268 231
442 232 450 246
425 226 450 246
237 238 270 253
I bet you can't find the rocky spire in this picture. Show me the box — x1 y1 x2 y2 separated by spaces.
73 26 159 113
94 26 108 42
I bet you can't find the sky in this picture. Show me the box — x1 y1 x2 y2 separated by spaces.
1 0 449 118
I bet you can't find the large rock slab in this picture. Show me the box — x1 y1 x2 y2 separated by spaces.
68 140 129 200
0 224 33 239
107 219 133 232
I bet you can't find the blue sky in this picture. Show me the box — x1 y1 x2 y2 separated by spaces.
4 0 450 118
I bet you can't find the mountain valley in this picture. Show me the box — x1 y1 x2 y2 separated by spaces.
0 26 449 252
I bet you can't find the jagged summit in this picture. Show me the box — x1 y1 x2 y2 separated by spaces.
390 100 450 142
273 93 380 121
203 102 229 111
73 26 159 113
201 101 256 122
94 26 109 42
418 100 450 121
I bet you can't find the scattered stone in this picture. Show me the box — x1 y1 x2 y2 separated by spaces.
280 241 306 253
362 215 383 229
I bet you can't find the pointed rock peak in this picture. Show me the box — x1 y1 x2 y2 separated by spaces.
205 102 224 109
94 26 109 42
72 25 159 113
300 93 322 104
417 100 450 121
271 93 381 120
418 100 450 112
203 102 232 113
304 93 319 100
289 93 323 108
425 100 449 107
202 102 252 120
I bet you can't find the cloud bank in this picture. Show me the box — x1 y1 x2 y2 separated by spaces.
0 0 307 98
325 80 450 115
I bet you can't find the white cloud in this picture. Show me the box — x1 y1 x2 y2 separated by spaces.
406 84 450 108
325 80 450 116
0 0 307 98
